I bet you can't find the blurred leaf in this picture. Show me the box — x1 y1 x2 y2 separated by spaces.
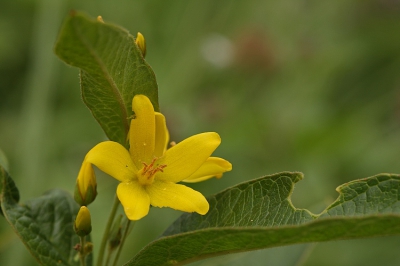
0 165 92 266
125 172 400 266
54 11 159 145
0 148 9 172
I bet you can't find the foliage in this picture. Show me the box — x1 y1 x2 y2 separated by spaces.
55 11 159 145
0 166 92 266
1 5 400 266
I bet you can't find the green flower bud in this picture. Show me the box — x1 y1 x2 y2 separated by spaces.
74 206 92 237
135 32 146 58
74 161 97 206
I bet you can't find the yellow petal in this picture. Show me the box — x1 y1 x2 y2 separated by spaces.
77 161 96 194
154 112 169 157
147 180 209 215
157 132 221 183
75 161 97 205
129 95 155 168
182 157 232 183
117 181 150 220
74 206 92 236
85 141 137 182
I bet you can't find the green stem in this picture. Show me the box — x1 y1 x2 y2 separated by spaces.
79 236 86 266
104 247 112 266
97 195 120 266
112 220 134 266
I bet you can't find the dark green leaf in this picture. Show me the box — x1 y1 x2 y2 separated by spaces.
0 165 92 266
54 11 159 145
321 174 400 217
0 165 20 212
125 172 400 266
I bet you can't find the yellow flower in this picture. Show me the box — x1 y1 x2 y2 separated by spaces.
81 95 232 220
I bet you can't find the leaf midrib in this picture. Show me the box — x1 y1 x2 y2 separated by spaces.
73 17 129 134
128 214 400 266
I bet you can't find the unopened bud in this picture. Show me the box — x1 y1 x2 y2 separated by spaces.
135 32 146 58
84 242 93 254
74 206 92 237
74 161 97 206
97 16 104 23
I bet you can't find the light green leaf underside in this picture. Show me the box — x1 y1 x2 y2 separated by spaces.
0 165 92 266
54 11 159 145
125 172 400 266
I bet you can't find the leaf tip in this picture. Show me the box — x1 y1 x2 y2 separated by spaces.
289 171 304 184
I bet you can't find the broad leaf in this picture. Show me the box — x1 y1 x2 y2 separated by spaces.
125 172 400 266
0 165 91 266
54 11 159 145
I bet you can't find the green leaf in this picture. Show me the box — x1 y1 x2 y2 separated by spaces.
0 148 9 172
125 172 400 266
54 11 159 145
0 165 92 266
0 166 19 212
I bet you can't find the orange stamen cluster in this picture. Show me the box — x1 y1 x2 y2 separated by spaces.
141 158 167 180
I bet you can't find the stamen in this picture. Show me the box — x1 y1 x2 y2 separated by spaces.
140 158 167 181
142 158 157 174
147 164 167 177
158 165 167 172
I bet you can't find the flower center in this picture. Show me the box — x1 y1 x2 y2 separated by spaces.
137 158 167 186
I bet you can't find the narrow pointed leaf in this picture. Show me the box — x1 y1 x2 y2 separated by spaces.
0 165 92 266
125 172 400 266
54 11 159 145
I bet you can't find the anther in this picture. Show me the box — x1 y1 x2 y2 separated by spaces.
147 164 167 178
140 158 167 183
142 158 157 174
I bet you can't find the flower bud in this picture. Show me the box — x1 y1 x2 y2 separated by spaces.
84 242 93 254
74 206 92 237
74 161 97 206
135 32 146 58
97 16 104 23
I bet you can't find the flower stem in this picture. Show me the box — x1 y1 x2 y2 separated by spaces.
79 236 86 266
97 195 120 266
112 220 134 266
104 248 112 266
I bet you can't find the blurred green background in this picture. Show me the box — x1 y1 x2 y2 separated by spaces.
1 0 400 265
